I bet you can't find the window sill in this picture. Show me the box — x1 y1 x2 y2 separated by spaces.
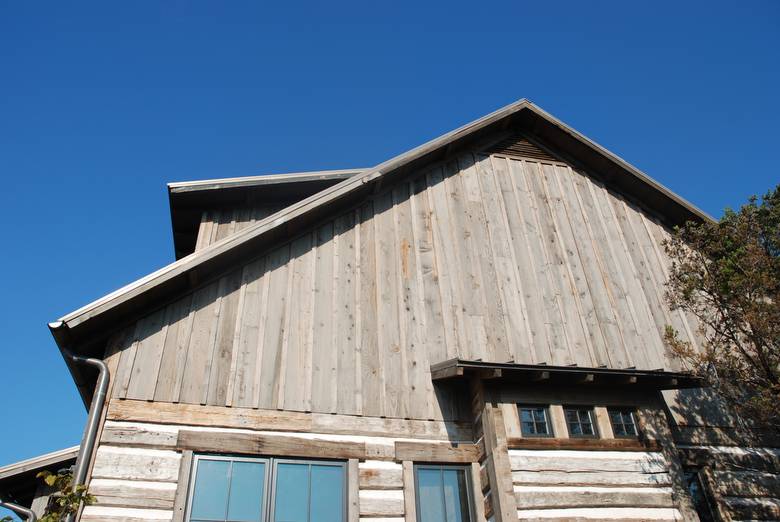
506 437 661 452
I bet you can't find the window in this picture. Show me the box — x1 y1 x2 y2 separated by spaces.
608 408 639 438
414 465 474 522
186 456 345 522
683 470 716 522
517 405 553 437
564 407 597 438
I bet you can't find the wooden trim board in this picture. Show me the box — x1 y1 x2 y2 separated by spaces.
507 437 661 452
176 430 367 460
171 450 193 522
394 441 481 463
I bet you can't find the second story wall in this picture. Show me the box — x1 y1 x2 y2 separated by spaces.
109 144 703 422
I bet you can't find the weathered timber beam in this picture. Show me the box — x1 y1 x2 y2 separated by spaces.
107 399 473 441
430 366 464 380
394 441 481 463
176 430 366 459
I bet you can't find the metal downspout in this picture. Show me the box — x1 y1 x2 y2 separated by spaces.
0 499 37 522
60 347 110 522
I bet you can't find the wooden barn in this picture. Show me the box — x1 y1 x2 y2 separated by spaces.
6 100 779 521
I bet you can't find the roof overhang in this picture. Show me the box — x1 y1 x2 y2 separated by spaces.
49 99 714 406
431 359 707 390
168 169 364 259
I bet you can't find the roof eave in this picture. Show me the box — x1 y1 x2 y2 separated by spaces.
431 359 707 390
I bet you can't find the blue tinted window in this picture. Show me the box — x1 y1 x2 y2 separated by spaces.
415 465 472 522
190 459 231 521
273 461 345 522
310 465 343 522
228 461 266 522
274 463 309 522
188 456 344 522
417 468 445 522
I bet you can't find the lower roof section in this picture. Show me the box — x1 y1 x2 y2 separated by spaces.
0 446 78 507
430 359 706 390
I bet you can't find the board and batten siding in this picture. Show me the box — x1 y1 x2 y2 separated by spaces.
111 150 702 422
193 202 293 251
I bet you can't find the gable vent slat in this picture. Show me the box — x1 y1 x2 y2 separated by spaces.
484 135 558 162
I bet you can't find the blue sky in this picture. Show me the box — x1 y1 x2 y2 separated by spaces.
0 0 778 484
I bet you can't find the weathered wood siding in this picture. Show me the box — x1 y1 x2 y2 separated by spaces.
112 149 702 421
193 203 291 251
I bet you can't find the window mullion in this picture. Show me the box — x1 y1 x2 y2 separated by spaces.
306 463 312 522
224 460 233 522
440 467 447 522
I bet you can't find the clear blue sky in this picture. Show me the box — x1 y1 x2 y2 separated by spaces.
1 0 778 478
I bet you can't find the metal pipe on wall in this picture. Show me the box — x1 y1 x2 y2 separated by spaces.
58 342 110 522
0 499 38 522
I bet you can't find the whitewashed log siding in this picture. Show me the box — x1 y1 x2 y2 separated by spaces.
111 150 702 422
86 420 457 522
509 449 682 521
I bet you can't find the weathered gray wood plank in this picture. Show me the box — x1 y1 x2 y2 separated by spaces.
374 190 406 419
311 222 337 412
335 212 359 415
256 244 291 409
281 234 315 412
178 281 221 404
358 201 384 417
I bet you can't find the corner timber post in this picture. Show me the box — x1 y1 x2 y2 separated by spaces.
471 377 516 522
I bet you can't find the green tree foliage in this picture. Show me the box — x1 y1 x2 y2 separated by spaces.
0 470 93 522
35 470 94 522
663 185 780 432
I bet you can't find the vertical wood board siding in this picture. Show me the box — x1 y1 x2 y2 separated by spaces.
114 152 702 421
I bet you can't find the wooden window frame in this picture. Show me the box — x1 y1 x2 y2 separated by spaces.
607 407 640 439
517 405 554 438
563 406 599 439
413 463 476 522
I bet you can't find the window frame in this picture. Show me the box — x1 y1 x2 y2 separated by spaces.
413 463 476 522
184 454 347 522
563 406 599 439
607 408 640 439
517 404 554 438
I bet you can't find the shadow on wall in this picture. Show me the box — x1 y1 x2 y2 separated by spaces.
664 387 780 521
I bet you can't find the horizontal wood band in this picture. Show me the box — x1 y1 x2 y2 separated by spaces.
107 399 472 441
176 430 367 460
394 441 481 463
506 437 661 452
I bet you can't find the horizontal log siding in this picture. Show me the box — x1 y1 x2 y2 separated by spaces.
683 446 780 521
508 449 682 520
112 152 701 421
87 420 456 522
